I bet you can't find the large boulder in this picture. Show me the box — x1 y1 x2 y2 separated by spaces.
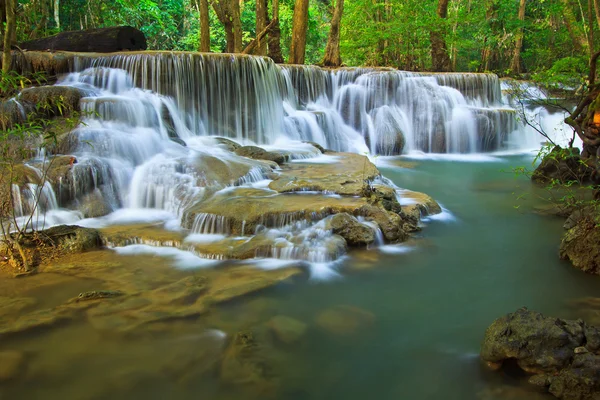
481 307 600 400
560 214 600 274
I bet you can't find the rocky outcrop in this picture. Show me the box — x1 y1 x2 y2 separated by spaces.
532 146 593 184
560 214 600 274
19 86 87 117
481 307 600 400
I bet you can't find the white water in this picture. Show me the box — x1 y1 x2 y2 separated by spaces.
9 53 566 272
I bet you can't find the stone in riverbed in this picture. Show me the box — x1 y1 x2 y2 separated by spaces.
325 213 375 247
315 305 375 336
268 315 307 344
0 350 26 381
481 307 600 400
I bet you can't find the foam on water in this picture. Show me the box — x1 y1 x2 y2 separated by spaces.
112 244 220 269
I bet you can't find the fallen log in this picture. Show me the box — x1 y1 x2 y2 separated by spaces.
19 26 147 53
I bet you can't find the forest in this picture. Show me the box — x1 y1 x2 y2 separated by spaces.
0 0 595 80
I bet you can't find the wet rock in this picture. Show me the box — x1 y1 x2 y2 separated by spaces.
214 137 242 152
268 315 307 344
0 351 25 381
560 215 600 274
315 305 375 336
19 85 87 117
399 190 442 218
220 330 277 393
358 204 407 242
481 307 600 400
0 296 37 318
184 187 369 235
532 146 593 184
302 141 326 153
325 213 375 246
40 225 104 253
78 190 113 218
235 145 286 165
268 152 379 196
74 290 125 302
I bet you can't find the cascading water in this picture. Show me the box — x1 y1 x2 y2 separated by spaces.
9 51 536 268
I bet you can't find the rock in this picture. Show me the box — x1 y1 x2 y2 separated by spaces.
370 105 406 155
214 137 242 152
0 351 25 381
169 137 186 146
560 215 600 274
315 305 375 335
302 141 326 153
19 85 88 117
40 225 104 253
358 204 407 242
481 307 600 400
532 146 593 184
325 213 375 246
268 315 307 344
78 190 113 218
268 152 380 196
235 145 286 165
220 330 277 393
74 290 125 302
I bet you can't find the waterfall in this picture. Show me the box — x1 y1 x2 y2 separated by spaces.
6 51 535 265
64 52 520 155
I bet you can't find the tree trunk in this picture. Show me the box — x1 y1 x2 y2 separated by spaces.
2 0 16 74
212 0 242 53
54 0 60 31
288 0 309 64
232 0 242 52
255 0 268 55
198 0 211 52
562 0 589 53
0 0 5 46
322 0 344 67
509 0 526 74
19 26 147 52
594 0 600 29
430 0 452 72
268 0 284 62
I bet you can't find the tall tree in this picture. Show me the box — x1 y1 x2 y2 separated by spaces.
430 0 452 72
322 0 344 67
255 0 268 55
268 0 284 62
509 0 526 74
2 0 15 74
288 0 309 64
54 0 60 31
197 0 211 52
211 0 242 53
561 0 588 53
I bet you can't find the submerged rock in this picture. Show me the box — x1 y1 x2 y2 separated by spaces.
315 305 375 336
268 315 307 344
481 307 600 399
560 214 600 274
220 330 277 393
0 350 26 381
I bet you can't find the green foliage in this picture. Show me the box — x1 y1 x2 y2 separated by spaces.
8 0 598 73
531 56 588 90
